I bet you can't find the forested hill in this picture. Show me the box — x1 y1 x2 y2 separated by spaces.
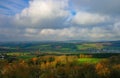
0 40 120 53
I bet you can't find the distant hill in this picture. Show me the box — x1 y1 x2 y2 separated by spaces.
61 40 88 43
0 40 120 53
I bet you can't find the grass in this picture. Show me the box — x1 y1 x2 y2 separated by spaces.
18 55 36 60
78 58 101 64
7 52 30 56
77 43 103 50
61 48 70 51
28 45 50 49
6 52 36 60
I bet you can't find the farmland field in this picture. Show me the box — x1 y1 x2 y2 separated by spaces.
78 58 102 64
77 43 103 50
0 41 120 78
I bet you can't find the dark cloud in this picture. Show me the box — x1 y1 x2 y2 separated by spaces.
72 0 120 15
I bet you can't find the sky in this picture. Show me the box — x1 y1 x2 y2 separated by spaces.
0 0 120 41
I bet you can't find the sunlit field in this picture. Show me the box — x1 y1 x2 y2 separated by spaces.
78 58 101 64
0 52 120 78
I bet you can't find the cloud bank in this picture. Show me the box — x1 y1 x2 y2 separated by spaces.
0 0 120 41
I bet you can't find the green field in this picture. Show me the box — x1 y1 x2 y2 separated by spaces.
6 52 36 60
17 55 36 60
7 52 30 55
78 58 102 64
77 43 103 50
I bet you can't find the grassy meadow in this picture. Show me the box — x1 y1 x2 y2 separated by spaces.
78 58 102 64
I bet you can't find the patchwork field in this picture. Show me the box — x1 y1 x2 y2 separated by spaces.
77 43 103 50
78 58 102 64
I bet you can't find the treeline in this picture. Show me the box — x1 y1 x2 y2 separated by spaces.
0 55 120 78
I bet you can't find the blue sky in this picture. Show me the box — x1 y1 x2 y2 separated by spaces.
0 0 120 41
0 0 29 15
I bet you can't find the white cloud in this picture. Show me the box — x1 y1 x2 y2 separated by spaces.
72 12 109 25
40 27 75 37
15 0 69 28
38 26 117 41
113 22 120 36
25 28 38 34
